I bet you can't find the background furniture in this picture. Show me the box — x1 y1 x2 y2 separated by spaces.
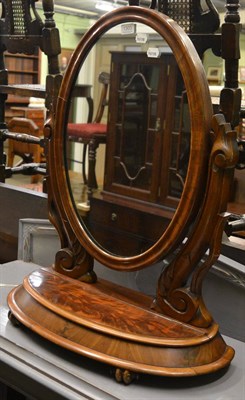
8 107 45 133
68 72 110 196
4 49 41 117
8 117 44 183
0 0 62 184
7 107 45 182
0 183 48 263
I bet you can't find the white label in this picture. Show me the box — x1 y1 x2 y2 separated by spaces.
147 47 160 58
135 33 148 43
121 23 136 35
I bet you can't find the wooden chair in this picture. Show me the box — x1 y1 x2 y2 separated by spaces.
67 71 110 194
158 0 220 34
0 0 62 183
8 117 43 183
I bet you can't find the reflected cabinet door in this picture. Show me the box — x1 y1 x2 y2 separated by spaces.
104 51 189 207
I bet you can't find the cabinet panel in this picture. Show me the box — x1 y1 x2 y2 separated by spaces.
104 52 172 203
104 51 190 210
87 195 170 256
160 68 190 208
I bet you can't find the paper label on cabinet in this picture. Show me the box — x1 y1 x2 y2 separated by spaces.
136 33 148 43
121 23 136 35
147 48 160 58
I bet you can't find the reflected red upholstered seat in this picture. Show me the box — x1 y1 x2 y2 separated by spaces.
67 72 110 191
68 123 107 139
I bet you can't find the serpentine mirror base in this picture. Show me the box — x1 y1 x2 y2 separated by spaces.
8 267 234 382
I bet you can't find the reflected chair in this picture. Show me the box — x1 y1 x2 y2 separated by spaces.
67 71 110 193
0 0 62 183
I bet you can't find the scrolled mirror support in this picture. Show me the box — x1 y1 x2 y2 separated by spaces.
155 114 239 328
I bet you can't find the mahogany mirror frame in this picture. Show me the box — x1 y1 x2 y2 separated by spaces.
49 5 212 270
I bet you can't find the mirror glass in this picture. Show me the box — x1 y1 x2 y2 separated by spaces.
65 23 191 257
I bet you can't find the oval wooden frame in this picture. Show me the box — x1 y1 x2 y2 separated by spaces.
51 6 213 270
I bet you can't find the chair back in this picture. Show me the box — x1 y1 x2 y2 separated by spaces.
0 0 61 74
158 0 219 33
0 0 62 183
7 117 41 166
93 71 110 123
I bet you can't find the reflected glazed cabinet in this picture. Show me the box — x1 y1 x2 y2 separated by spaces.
88 51 191 255
104 51 190 209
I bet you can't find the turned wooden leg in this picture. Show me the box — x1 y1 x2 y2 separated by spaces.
31 145 42 184
7 143 14 168
88 138 98 190
82 143 88 185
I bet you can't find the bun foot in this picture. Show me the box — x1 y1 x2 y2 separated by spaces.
8 310 21 327
115 368 138 385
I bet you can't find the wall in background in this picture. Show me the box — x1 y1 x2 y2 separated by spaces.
40 10 245 95
203 11 245 97
40 12 92 83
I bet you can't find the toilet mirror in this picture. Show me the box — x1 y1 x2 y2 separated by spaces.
53 6 212 268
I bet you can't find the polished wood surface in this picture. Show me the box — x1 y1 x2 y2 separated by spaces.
8 267 235 377
23 268 209 345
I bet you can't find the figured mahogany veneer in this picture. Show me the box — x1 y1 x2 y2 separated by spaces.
8 268 234 376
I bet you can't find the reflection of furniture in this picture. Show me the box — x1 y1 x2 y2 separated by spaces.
87 52 188 253
104 51 188 211
68 72 109 193
7 1 242 384
8 117 43 183
0 0 61 183
66 83 94 176
87 193 172 256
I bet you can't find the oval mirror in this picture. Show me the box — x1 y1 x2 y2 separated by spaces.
53 6 212 269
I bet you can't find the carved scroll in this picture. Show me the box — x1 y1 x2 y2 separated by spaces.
155 114 239 328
